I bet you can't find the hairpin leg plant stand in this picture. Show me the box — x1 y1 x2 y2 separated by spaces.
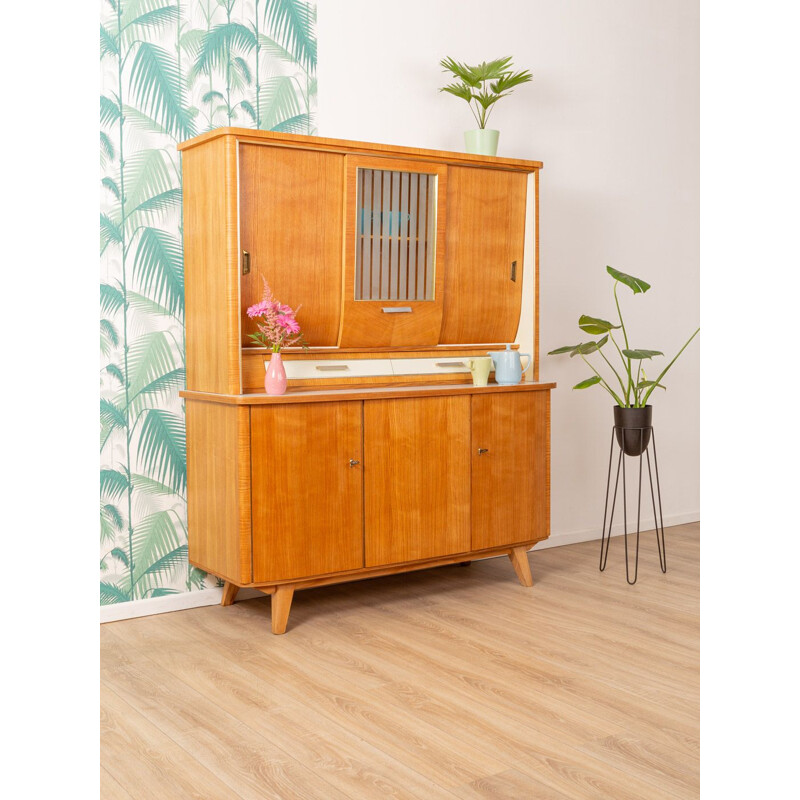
599 424 667 585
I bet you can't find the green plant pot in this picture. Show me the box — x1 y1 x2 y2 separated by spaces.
464 129 499 156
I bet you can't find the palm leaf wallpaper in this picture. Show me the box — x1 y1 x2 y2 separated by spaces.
100 0 317 605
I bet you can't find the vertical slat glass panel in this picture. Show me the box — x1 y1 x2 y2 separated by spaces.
356 167 436 301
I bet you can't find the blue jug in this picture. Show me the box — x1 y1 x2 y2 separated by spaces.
488 344 533 385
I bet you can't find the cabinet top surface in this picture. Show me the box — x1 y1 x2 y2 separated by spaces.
180 381 556 406
177 127 543 172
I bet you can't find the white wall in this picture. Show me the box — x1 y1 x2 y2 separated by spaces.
317 0 699 545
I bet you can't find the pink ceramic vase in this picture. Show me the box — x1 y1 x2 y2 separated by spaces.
264 351 287 395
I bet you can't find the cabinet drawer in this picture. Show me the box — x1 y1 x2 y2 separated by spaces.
283 358 393 380
389 357 477 376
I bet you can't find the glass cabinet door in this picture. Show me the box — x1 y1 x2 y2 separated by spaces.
355 167 438 302
340 156 448 348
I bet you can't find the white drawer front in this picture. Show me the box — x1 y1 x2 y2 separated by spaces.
389 357 480 376
282 358 394 380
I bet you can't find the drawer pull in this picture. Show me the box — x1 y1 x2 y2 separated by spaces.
478 448 489 456
315 365 350 371
435 361 466 368
381 307 412 313
349 459 360 468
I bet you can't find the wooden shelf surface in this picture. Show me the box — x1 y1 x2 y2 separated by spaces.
180 380 556 406
177 127 543 172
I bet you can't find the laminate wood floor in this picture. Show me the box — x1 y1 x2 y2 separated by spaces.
101 522 699 799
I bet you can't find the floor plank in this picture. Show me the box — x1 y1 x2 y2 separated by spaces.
101 522 699 799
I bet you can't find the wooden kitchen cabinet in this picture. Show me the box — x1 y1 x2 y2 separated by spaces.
471 392 550 551
364 396 471 566
251 402 363 582
178 128 552 634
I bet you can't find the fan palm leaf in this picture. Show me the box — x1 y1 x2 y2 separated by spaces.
100 581 131 605
100 213 123 255
129 42 195 140
137 409 186 493
102 177 121 200
270 112 311 134
100 94 121 126
100 398 128 436
100 132 115 165
120 4 179 48
130 368 186 412
123 148 176 215
105 363 125 386
126 290 175 318
100 318 120 356
130 472 182 496
100 503 124 545
131 510 182 587
126 330 177 399
100 283 124 315
132 227 184 316
263 0 316 72
192 22 256 75
100 25 119 59
261 76 302 130
100 468 130 500
128 188 182 222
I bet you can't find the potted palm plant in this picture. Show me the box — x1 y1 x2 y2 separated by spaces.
548 266 699 456
439 56 533 156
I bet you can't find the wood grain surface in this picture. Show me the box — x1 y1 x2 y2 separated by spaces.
101 522 699 799
363 396 471 566
250 402 364 582
439 166 528 344
239 144 344 347
471 392 550 550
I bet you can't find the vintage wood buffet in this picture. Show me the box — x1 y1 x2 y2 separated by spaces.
177 128 554 634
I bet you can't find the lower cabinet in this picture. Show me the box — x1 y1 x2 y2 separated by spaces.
250 401 364 582
471 392 550 550
185 384 552 633
364 396 471 566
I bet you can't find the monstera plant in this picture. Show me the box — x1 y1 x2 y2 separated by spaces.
548 266 699 455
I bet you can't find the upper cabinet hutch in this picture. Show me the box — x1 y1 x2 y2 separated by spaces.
177 128 553 634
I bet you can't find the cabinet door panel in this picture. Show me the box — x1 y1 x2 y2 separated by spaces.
239 144 344 347
364 397 470 566
471 393 549 550
251 402 363 582
440 166 527 344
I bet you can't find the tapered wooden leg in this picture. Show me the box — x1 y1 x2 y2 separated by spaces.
271 586 295 635
221 581 239 606
508 547 533 587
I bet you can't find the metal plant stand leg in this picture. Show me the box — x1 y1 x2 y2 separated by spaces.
599 424 667 584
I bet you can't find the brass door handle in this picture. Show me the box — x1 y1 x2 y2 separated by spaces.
478 448 489 456
349 459 360 467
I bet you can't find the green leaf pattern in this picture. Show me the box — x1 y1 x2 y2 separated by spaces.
100 0 317 604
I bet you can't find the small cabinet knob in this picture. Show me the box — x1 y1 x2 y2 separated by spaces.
477 448 489 456
349 459 360 467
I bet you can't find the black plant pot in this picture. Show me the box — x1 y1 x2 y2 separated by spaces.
613 405 653 457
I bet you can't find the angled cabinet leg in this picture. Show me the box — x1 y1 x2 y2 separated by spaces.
221 581 240 606
271 586 295 635
508 547 533 587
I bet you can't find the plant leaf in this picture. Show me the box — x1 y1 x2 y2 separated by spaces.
261 76 303 130
100 283 124 315
622 348 663 359
570 340 602 357
100 398 128 434
100 94 121 126
637 380 666 390
100 580 130 605
607 265 651 294
439 82 474 102
129 42 195 140
137 409 186 494
132 228 184 317
263 0 317 72
573 376 602 390
548 344 579 355
579 315 620 334
100 468 129 500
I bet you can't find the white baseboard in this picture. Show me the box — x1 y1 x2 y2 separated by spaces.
100 513 699 624
534 510 700 551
